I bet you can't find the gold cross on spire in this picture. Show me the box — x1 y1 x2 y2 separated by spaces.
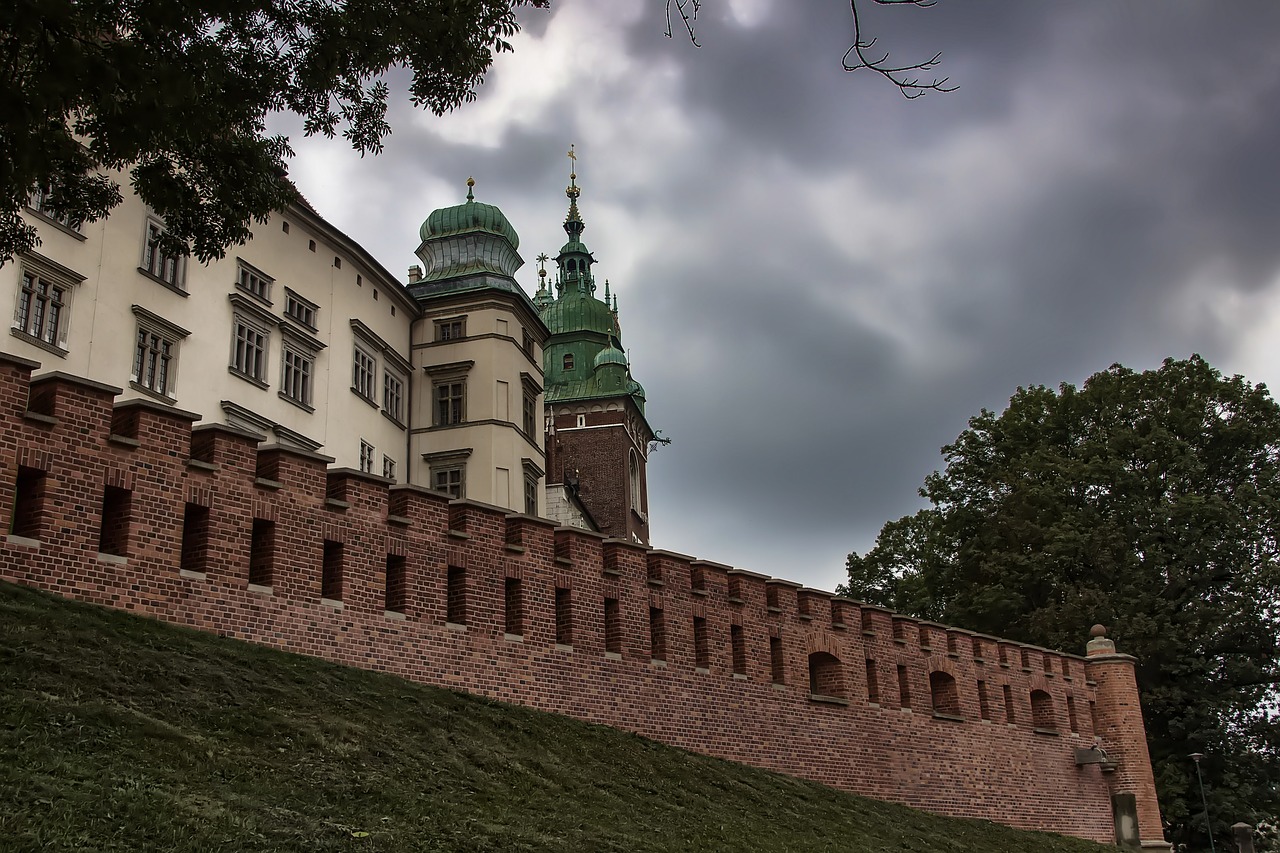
567 144 577 186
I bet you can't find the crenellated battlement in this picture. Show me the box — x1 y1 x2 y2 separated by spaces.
0 352 1166 846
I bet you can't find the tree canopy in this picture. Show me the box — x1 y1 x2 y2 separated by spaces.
0 0 547 265
843 356 1280 851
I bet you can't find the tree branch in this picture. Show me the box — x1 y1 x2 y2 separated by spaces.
843 0 955 98
663 0 701 47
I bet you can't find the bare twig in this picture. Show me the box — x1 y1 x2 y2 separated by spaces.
843 0 955 98
664 0 701 47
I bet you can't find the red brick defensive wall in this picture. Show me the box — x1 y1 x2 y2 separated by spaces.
0 352 1168 848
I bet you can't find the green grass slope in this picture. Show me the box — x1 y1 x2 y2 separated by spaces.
0 582 1114 852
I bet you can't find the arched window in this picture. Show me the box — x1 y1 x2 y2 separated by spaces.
567 259 577 272
1030 689 1056 731
629 450 641 512
929 670 961 717
808 652 844 699
563 353 574 371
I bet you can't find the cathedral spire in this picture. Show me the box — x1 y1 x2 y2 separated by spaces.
564 144 585 241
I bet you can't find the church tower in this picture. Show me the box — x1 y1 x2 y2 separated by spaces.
538 150 655 544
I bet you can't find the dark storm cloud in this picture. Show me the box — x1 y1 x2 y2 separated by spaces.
284 1 1280 589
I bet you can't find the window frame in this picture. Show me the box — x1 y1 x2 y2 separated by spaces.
284 288 319 331
140 218 186 292
11 252 84 356
382 455 397 480
352 343 378 404
279 344 315 411
26 186 84 236
130 306 190 401
383 368 405 424
359 440 375 474
235 259 274 305
434 316 466 342
229 312 271 387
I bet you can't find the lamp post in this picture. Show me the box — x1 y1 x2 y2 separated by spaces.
1189 753 1216 853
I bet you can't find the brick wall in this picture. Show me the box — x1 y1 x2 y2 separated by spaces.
547 408 648 543
0 353 1166 846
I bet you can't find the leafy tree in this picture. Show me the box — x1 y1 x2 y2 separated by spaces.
2 0 946 268
1 0 547 265
843 356 1280 851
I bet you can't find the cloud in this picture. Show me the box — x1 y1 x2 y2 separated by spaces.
282 0 1280 591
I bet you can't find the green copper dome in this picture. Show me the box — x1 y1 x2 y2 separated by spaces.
420 178 519 249
594 345 627 369
541 290 616 339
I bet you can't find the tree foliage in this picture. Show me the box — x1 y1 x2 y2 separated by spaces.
844 356 1280 851
0 0 546 265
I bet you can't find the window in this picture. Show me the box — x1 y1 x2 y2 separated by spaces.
281 347 313 408
522 329 534 357
98 485 133 558
524 474 537 516
27 186 81 231
629 450 642 513
383 371 404 422
650 607 667 662
13 270 68 349
505 578 524 636
359 440 375 473
434 380 465 425
382 455 396 480
770 635 785 684
977 680 991 720
435 317 465 341
447 565 466 625
555 587 573 645
285 290 317 329
142 220 184 289
236 262 272 303
352 346 377 401
522 390 536 436
809 652 844 699
181 503 210 574
385 554 406 614
865 658 880 703
433 465 464 498
133 326 175 396
897 664 912 709
929 671 961 717
250 519 275 587
604 597 622 655
231 317 268 383
322 540 344 601
731 625 747 675
693 616 709 669
563 353 575 371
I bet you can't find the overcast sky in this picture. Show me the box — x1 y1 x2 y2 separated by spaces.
278 1 1280 592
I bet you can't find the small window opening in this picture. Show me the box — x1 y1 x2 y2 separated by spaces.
563 353 575 371
555 586 573 645
1003 684 1017 724
447 565 467 625
98 485 132 557
1067 695 1079 733
282 221 290 233
693 616 709 669
649 607 666 661
977 679 992 720
929 670 961 717
809 652 844 699
897 664 912 709
865 658 880 703
730 624 747 675
1089 699 1100 736
1020 648 1031 669
505 578 524 636
180 503 210 573
604 597 622 654
308 239 316 252
765 586 779 609
769 635 785 684
385 554 407 613
10 466 48 539
334 256 342 269
322 540 344 601
250 518 275 587
1031 689 1056 731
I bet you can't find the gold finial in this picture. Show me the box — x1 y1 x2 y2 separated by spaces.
466 176 475 201
536 252 549 279
566 144 580 196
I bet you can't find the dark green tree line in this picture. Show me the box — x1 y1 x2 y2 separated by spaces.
843 356 1280 851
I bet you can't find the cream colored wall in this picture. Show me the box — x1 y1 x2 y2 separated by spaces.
410 299 544 513
5 183 415 479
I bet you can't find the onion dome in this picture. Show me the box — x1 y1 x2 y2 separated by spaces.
594 345 628 369
420 178 520 249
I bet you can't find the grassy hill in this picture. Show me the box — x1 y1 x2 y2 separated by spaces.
0 581 1115 852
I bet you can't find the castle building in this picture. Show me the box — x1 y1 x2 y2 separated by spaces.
4 173 561 515
536 162 655 544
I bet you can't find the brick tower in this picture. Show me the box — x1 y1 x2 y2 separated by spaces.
537 149 654 544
